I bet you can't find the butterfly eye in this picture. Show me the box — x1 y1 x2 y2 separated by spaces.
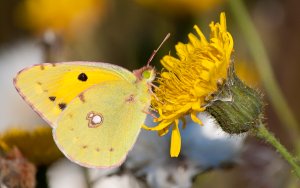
142 70 151 79
142 69 155 82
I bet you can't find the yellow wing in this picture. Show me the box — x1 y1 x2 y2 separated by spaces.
14 62 135 127
53 80 150 168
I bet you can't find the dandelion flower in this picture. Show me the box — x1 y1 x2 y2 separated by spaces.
144 12 234 157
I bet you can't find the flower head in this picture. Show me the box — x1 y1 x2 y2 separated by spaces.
144 12 234 157
16 0 106 37
0 126 62 165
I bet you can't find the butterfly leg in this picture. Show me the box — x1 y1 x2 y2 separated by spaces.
142 107 158 119
147 83 160 102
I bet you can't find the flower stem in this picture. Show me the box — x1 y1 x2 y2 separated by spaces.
256 123 300 178
228 0 299 132
83 168 92 188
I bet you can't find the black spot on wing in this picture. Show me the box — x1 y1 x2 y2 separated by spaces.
49 96 56 101
78 73 88 81
58 103 67 110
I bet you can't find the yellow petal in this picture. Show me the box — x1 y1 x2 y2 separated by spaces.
158 127 170 136
161 72 170 79
188 33 201 48
192 102 206 111
191 111 203 125
175 42 189 60
142 120 172 131
170 120 181 157
220 12 227 31
161 56 180 70
194 25 208 45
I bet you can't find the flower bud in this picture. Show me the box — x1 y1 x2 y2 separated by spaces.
206 63 264 134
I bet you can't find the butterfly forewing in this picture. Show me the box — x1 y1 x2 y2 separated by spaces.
14 62 135 126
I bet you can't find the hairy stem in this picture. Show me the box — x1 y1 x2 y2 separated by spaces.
256 123 300 178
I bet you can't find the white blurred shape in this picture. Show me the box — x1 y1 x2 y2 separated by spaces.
181 112 245 168
126 112 245 187
88 168 119 183
47 158 88 188
0 40 45 131
93 173 144 188
198 112 229 139
146 161 199 188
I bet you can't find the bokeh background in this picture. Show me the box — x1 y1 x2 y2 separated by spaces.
0 0 300 187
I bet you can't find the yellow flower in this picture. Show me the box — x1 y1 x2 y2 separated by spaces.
136 0 225 14
16 0 106 37
144 12 233 157
0 126 62 165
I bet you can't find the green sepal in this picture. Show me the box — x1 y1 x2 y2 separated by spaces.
206 63 264 134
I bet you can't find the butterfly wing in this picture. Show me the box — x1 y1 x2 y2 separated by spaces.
14 62 135 127
53 80 150 168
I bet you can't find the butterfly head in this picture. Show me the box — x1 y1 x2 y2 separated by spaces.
133 66 155 83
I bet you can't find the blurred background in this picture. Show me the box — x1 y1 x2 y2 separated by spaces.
0 0 300 187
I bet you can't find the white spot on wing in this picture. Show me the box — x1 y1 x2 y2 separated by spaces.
92 115 102 124
86 111 103 128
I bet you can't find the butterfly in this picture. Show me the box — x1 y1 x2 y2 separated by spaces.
14 61 156 168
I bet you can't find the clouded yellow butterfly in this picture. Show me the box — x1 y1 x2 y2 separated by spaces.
14 61 156 168
14 34 169 168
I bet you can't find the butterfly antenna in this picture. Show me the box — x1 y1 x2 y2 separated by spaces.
146 33 170 67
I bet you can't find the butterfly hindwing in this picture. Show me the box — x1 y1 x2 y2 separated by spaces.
14 62 135 126
53 80 150 168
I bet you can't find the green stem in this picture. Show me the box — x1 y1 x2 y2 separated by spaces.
256 123 300 178
83 168 92 188
228 0 299 132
